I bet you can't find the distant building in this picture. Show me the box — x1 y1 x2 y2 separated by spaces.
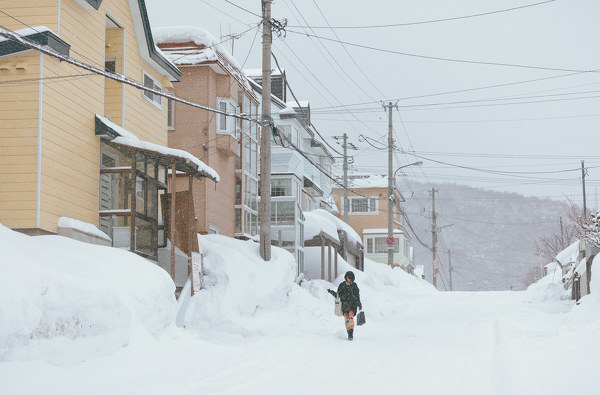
331 174 414 271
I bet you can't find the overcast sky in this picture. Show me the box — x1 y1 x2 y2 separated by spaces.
146 0 600 209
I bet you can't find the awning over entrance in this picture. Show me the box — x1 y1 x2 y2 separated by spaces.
95 114 219 182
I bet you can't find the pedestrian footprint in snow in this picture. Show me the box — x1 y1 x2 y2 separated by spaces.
328 271 362 341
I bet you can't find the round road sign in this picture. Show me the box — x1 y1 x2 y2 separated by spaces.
385 236 395 246
433 267 440 275
432 259 439 267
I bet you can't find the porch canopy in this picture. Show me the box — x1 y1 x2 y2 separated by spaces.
95 114 219 182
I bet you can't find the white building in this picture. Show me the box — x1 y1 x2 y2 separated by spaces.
245 70 336 277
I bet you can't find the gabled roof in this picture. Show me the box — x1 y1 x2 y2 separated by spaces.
129 0 181 81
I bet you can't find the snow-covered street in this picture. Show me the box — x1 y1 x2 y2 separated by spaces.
2 288 598 394
2 226 599 395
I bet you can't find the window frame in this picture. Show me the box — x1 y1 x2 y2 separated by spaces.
347 196 378 214
142 70 162 110
167 98 174 130
216 97 239 137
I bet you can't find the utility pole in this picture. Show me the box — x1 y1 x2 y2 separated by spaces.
447 249 453 291
259 0 272 261
385 101 396 267
343 133 349 223
560 216 565 249
431 188 438 289
582 160 587 218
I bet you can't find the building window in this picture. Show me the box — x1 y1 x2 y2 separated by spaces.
105 57 117 73
272 178 293 197
167 99 174 129
142 71 162 108
365 236 399 254
209 225 219 234
349 197 378 214
217 98 239 136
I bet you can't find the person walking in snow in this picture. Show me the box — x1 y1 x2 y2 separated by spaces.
328 271 362 341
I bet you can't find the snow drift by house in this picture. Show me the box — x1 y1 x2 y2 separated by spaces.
0 224 176 364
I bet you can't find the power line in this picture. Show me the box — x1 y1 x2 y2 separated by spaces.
310 0 387 99
0 25 260 125
285 28 596 73
287 0 556 29
271 50 346 157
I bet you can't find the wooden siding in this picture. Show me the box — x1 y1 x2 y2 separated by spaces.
0 51 40 228
0 0 173 232
0 1 58 33
105 27 124 124
39 54 103 231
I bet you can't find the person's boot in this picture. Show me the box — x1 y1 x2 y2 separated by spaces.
348 329 353 341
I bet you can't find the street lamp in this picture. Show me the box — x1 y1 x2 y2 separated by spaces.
388 161 423 267
393 161 423 179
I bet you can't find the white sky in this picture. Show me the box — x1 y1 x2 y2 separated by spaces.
146 0 600 206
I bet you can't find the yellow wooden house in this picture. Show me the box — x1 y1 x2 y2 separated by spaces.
0 0 218 263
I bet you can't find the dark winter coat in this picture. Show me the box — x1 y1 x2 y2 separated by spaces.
336 281 361 314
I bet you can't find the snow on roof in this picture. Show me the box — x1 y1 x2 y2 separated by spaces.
363 228 405 235
348 174 388 188
303 211 339 242
96 114 219 182
57 217 111 242
279 105 297 115
153 26 240 69
244 68 283 77
0 26 50 43
305 209 362 245
556 240 581 266
575 257 588 275
153 26 257 102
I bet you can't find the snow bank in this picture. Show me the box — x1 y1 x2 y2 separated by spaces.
524 261 569 302
177 234 297 336
0 224 176 365
569 255 600 324
57 216 110 241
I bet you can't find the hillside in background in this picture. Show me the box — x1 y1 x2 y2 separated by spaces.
402 181 576 291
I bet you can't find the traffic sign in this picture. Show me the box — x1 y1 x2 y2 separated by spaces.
433 267 440 275
432 259 439 267
385 236 395 247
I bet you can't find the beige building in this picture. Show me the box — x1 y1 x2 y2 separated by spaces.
0 1 217 265
331 175 413 269
155 26 260 238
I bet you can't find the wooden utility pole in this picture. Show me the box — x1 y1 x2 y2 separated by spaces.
385 102 395 267
343 132 349 223
448 249 453 291
259 0 272 261
431 188 438 289
582 160 587 217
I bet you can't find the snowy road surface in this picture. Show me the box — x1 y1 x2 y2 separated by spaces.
2 288 598 395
